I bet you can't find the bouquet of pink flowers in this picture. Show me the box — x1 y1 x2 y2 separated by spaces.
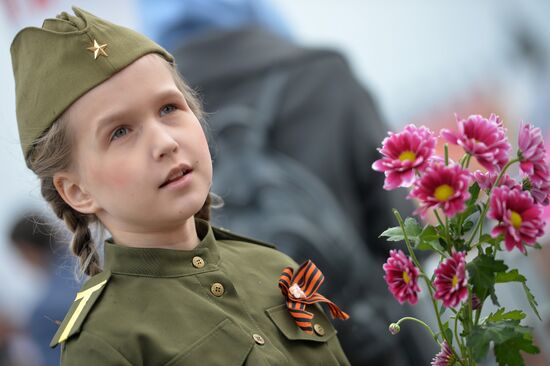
372 114 547 366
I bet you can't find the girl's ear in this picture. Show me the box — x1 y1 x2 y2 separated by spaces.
53 172 99 215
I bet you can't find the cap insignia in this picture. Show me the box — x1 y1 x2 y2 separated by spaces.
86 39 108 59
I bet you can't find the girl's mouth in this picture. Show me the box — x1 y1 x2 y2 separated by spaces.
159 166 193 188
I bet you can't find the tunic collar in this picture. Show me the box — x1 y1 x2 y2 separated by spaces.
103 218 220 277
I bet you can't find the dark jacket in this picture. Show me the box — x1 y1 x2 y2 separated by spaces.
174 27 434 365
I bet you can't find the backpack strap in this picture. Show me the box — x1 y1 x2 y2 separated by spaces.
208 70 290 144
252 70 290 141
49 270 111 348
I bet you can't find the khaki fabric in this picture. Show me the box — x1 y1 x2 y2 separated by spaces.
52 219 350 365
10 6 173 162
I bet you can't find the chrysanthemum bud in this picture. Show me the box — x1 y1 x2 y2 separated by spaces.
388 323 400 335
471 294 481 310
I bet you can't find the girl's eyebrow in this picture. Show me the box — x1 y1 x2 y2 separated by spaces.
94 112 126 140
93 88 183 139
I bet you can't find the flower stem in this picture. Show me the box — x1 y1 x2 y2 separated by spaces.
393 210 461 357
445 215 451 251
474 305 482 326
434 209 445 229
465 153 472 169
394 316 438 340
444 144 449 165
393 209 422 269
454 314 468 363
434 210 452 252
459 153 471 169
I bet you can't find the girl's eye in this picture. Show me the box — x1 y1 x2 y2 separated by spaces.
160 104 178 116
110 126 129 142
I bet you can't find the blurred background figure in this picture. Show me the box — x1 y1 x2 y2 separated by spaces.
2 0 550 365
137 0 432 364
5 211 79 366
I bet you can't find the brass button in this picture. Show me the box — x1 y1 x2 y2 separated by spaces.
210 283 225 297
192 256 205 268
252 334 265 345
313 323 325 336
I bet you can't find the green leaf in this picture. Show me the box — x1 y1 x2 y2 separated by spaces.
467 254 508 303
467 319 537 363
479 233 498 246
495 269 527 284
470 234 501 252
435 321 454 346
493 269 541 321
494 330 540 366
467 321 518 361
466 182 480 206
459 182 481 224
415 225 446 253
487 308 526 322
462 220 474 233
419 225 438 241
444 328 453 346
439 303 447 316
522 282 542 322
490 291 501 307
404 217 422 239
379 226 405 242
379 217 422 245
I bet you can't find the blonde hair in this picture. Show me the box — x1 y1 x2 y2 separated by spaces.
26 58 212 277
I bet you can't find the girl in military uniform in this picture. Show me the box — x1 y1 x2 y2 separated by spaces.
10 7 350 365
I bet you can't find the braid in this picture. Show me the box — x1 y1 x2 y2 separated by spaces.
40 176 102 277
62 208 101 277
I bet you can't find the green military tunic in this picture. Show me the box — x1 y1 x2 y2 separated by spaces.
50 218 350 365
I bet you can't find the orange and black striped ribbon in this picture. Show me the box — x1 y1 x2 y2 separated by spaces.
279 260 349 334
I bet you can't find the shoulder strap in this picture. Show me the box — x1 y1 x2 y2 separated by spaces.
50 270 111 348
212 226 276 249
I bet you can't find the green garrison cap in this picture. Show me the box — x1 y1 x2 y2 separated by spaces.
10 6 174 162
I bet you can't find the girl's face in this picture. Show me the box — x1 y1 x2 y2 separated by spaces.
57 54 212 239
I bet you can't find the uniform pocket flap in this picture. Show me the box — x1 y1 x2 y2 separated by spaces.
265 303 337 343
163 318 254 366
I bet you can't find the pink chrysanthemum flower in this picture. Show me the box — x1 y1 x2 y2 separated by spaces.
383 249 421 305
518 122 550 185
409 163 471 218
372 125 436 190
473 170 521 191
441 114 510 173
434 251 468 308
488 186 545 253
431 341 455 366
530 179 550 206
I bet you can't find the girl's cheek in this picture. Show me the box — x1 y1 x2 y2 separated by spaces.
90 161 135 189
105 171 133 189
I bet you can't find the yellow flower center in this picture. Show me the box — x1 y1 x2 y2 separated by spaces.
434 184 454 202
402 271 411 284
452 274 459 288
399 151 417 162
510 211 522 229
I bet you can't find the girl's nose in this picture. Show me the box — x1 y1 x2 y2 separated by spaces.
150 125 179 160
